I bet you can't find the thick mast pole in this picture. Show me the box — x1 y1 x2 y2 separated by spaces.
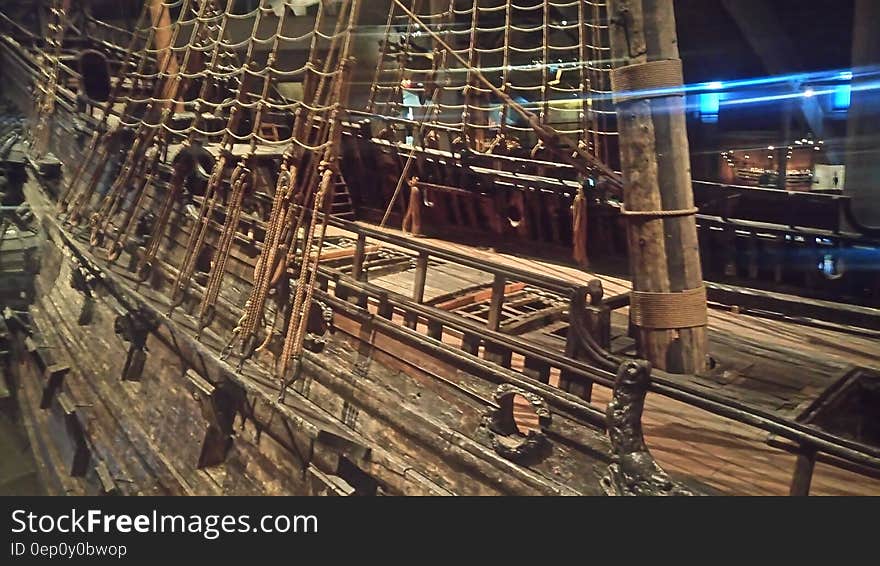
149 0 180 103
606 0 708 374
845 0 880 226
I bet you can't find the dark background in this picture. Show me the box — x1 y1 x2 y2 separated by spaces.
675 0 855 82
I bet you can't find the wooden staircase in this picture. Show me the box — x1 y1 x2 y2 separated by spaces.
331 174 355 220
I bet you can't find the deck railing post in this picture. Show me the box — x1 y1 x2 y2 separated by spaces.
377 291 394 320
483 341 512 369
523 356 551 384
789 446 818 496
461 332 481 355
559 290 593 403
350 233 368 308
351 232 366 281
412 252 429 303
487 273 506 332
427 319 443 341
406 252 430 329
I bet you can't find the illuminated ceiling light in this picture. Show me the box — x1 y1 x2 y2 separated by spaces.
804 88 815 98
707 81 724 90
767 146 775 150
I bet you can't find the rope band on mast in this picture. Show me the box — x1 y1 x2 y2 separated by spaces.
619 204 698 218
630 286 708 330
611 59 684 104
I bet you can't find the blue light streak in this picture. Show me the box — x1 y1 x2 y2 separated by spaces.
605 67 879 110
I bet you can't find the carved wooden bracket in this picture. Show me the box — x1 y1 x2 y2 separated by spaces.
603 360 696 496
114 308 158 381
186 370 241 469
39 363 70 409
49 392 90 477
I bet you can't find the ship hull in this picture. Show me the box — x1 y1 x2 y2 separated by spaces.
6 173 623 496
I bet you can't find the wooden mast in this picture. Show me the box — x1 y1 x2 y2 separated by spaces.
149 0 180 104
845 0 880 226
607 0 708 374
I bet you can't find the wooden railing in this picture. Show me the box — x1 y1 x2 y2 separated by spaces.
309 214 880 494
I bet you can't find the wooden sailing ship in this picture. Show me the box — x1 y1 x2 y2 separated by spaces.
0 0 878 496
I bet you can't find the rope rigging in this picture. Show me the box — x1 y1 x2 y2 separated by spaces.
367 0 616 149
221 1 362 395
37 0 624 401
30 0 68 159
88 0 222 269
58 0 362 401
369 0 621 267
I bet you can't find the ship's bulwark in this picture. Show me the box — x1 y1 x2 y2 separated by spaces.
8 171 623 495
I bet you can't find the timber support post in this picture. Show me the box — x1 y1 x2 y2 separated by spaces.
607 0 709 374
789 445 817 497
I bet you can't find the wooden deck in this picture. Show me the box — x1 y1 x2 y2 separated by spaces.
336 223 880 495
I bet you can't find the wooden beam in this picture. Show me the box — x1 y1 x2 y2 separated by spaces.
406 252 430 329
350 233 367 280
502 306 566 335
433 283 526 311
310 243 380 262
148 0 179 101
412 252 429 304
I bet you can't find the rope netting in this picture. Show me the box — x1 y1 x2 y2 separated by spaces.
225 0 363 393
62 0 349 217
30 0 67 158
52 0 360 394
367 0 616 161
92 0 337 146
